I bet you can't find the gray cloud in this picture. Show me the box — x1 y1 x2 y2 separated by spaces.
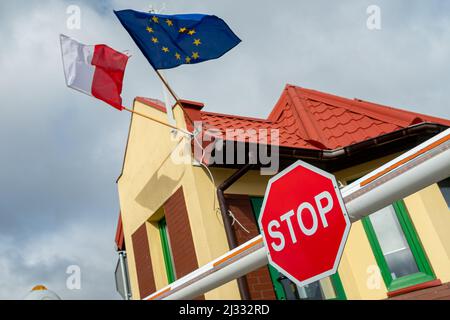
0 219 121 299
0 0 449 299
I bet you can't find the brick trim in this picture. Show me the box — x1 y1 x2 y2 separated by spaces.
131 223 156 299
163 187 204 300
164 187 199 278
226 194 277 300
388 279 442 298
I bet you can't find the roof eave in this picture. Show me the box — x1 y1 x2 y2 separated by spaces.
205 122 448 172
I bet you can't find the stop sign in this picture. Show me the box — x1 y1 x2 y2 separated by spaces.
258 160 350 287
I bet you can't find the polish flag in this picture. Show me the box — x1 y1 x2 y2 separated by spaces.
60 34 129 110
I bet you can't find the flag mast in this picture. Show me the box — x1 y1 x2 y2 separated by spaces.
123 69 195 136
153 69 196 127
147 4 196 133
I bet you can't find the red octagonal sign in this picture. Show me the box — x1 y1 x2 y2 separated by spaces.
259 160 351 287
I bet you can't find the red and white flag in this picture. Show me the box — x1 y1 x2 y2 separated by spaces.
60 34 129 110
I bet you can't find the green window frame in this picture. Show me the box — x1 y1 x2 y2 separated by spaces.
250 197 347 300
158 218 176 284
362 200 435 292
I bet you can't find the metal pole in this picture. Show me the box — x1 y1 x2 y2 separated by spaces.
143 128 450 300
159 71 177 127
118 251 131 300
147 4 193 128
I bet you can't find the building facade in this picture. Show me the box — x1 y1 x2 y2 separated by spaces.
115 85 450 300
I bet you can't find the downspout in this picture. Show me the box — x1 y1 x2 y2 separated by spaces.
217 162 254 300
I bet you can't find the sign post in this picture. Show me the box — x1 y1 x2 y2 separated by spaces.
258 160 351 287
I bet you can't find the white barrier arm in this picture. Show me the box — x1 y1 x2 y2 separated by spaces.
343 129 450 221
144 128 450 300
144 236 266 300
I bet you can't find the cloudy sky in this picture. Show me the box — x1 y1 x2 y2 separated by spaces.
0 0 449 299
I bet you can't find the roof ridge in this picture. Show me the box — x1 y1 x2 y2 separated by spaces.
290 86 450 127
292 87 409 126
267 87 288 121
352 97 450 126
286 86 330 148
277 87 309 141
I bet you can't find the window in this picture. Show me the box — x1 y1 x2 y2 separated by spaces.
250 197 347 300
362 200 435 292
438 178 450 209
159 218 176 283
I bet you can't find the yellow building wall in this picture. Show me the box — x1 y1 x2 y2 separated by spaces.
118 100 243 300
403 184 450 283
117 100 184 299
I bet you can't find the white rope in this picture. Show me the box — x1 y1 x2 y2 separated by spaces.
228 210 251 234
193 132 220 215
193 130 250 235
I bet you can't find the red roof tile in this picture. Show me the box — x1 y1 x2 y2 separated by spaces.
135 97 167 112
138 85 450 151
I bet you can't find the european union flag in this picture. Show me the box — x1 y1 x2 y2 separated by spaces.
114 10 241 70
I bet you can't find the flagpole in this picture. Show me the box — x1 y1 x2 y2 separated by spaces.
146 5 196 130
134 67 196 134
154 69 179 101
160 71 176 127
153 68 196 127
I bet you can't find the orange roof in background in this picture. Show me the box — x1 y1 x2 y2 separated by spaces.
136 84 450 151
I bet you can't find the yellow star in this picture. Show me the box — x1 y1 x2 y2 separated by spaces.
175 52 181 60
179 27 187 33
166 19 173 27
188 29 196 35
192 52 199 59
152 16 159 23
185 56 191 63
193 38 201 46
151 37 159 43
162 47 169 53
146 26 154 33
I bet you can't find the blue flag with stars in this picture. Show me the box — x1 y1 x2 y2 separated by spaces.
114 10 241 70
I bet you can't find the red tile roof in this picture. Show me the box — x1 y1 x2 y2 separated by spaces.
136 84 450 151
200 85 450 150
